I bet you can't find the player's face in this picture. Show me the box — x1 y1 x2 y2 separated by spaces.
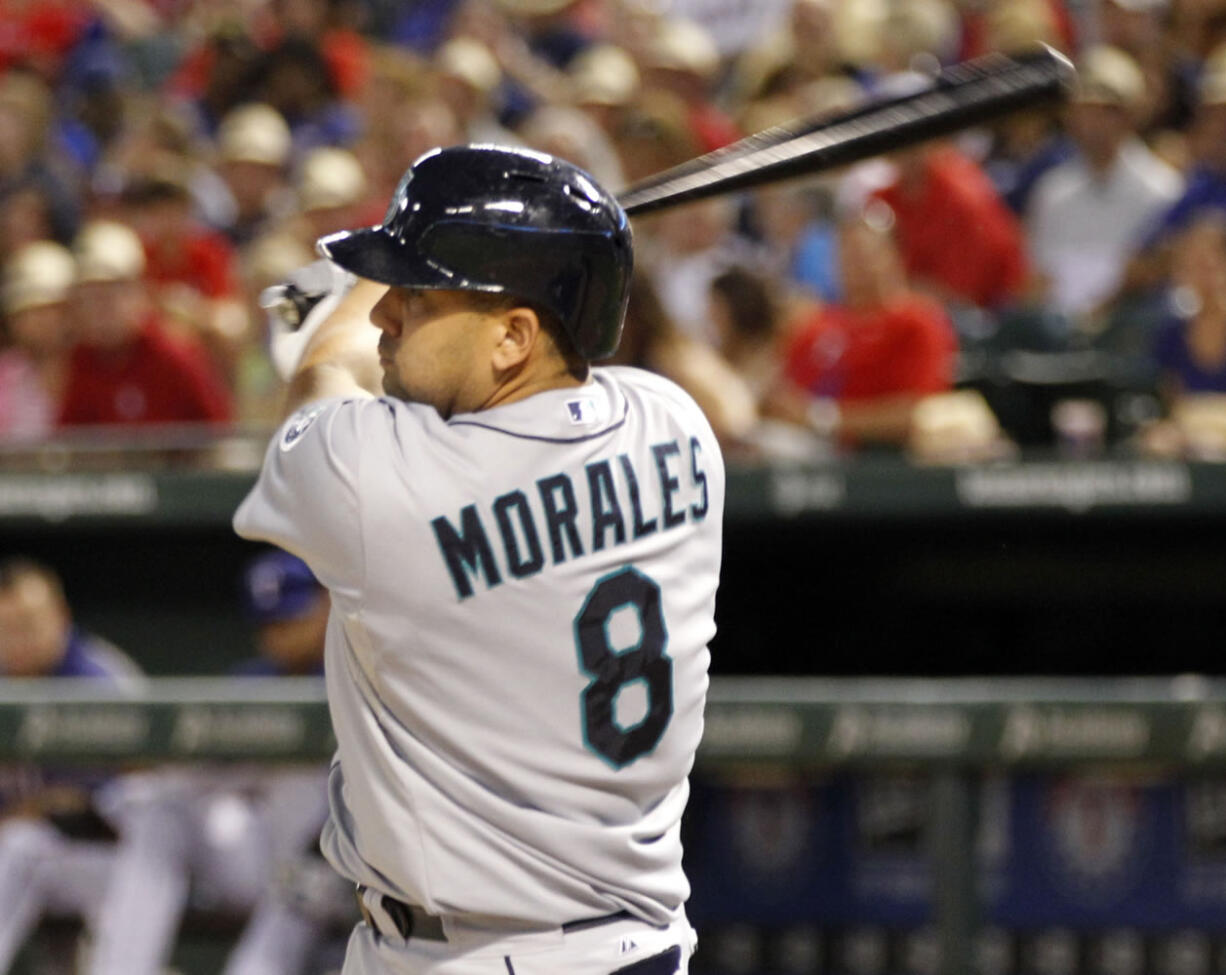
369 286 501 417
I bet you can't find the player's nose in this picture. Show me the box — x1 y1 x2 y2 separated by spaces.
368 289 399 334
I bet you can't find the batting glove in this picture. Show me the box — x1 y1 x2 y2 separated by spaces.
260 258 357 382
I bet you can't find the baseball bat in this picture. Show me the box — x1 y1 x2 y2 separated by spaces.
616 45 1076 216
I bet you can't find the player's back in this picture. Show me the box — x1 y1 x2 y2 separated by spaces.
234 365 723 926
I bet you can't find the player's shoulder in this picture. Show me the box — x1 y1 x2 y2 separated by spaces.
600 365 723 458
275 394 435 454
598 365 710 420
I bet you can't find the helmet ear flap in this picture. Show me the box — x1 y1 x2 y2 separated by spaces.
566 245 630 361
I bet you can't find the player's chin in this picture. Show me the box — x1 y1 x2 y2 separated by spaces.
380 372 406 399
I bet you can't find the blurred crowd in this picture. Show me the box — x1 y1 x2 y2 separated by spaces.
5 0 1226 462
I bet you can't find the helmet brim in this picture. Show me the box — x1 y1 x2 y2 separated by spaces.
316 226 462 290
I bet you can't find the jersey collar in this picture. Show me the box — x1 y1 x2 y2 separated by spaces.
446 370 627 443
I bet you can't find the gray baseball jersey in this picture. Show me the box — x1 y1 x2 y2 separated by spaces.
233 366 723 928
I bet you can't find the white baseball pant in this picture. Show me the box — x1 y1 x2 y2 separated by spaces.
0 818 114 973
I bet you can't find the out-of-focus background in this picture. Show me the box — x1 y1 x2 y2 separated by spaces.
5 0 1226 972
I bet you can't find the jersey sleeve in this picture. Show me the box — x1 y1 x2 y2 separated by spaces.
233 397 374 606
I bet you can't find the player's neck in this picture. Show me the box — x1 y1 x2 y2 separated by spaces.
478 361 590 413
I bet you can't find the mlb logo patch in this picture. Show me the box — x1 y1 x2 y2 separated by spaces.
566 397 598 425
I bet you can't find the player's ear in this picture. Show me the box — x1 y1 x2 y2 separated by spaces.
490 306 540 371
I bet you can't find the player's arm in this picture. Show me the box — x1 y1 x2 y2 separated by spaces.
281 278 388 420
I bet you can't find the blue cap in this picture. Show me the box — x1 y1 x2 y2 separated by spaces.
241 550 322 624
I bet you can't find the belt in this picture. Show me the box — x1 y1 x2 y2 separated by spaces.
355 886 635 942
355 888 447 941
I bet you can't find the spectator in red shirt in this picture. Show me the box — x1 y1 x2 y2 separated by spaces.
58 220 233 429
770 212 958 447
869 141 1030 311
0 0 89 78
121 170 250 384
125 173 239 300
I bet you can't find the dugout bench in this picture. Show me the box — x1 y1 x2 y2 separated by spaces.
5 676 1226 975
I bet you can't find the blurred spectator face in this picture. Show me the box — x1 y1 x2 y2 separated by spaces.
0 102 32 174
792 0 836 54
642 19 720 104
709 267 777 350
0 73 50 176
1191 103 1226 170
436 38 501 124
753 185 819 250
69 220 149 351
652 197 735 253
71 280 148 350
611 90 699 183
273 0 328 35
1171 217 1226 296
258 599 329 673
385 100 460 173
0 571 70 676
223 160 287 219
1067 101 1133 168
448 0 510 50
0 186 55 261
74 85 126 151
242 551 328 673
297 146 369 239
838 215 905 309
519 105 625 191
129 193 193 253
890 142 932 187
1068 45 1145 168
217 103 292 219
569 44 640 126
2 240 75 355
1096 0 1161 54
265 62 323 119
306 203 362 240
7 303 70 358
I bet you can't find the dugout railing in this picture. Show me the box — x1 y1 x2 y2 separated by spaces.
4 675 1226 975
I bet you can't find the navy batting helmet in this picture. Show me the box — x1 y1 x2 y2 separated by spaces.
317 144 633 360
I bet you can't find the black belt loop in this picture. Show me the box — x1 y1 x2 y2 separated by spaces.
354 886 447 941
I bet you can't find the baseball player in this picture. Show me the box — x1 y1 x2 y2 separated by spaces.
233 144 724 975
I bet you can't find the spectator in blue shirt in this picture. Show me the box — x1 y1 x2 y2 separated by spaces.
233 546 329 677
0 556 143 684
